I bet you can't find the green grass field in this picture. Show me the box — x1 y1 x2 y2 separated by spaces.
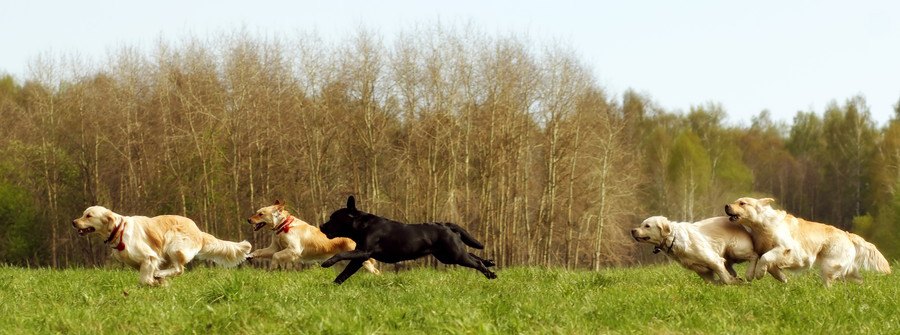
0 263 897 334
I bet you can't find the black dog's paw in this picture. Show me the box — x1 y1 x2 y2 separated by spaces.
482 259 496 267
485 271 497 279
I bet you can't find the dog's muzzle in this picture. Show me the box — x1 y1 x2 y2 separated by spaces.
76 227 95 235
724 205 741 222
252 221 266 231
630 229 650 242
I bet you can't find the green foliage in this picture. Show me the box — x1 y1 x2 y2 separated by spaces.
786 111 824 156
666 130 711 218
866 181 900 260
0 182 42 264
711 142 753 197
0 74 19 100
0 265 898 334
667 131 711 189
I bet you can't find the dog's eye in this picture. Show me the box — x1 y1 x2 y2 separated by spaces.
85 214 91 218
644 224 649 228
739 202 746 206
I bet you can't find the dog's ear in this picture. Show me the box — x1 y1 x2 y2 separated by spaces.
758 198 775 207
658 220 672 237
347 196 356 210
104 211 116 229
274 199 284 210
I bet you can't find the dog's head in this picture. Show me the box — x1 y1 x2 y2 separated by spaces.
247 200 288 232
725 197 775 224
320 196 364 239
72 206 117 236
631 216 672 245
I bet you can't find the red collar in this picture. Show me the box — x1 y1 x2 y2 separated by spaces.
104 220 126 251
274 215 295 234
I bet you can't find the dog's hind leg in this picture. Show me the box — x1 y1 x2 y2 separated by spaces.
321 250 373 268
156 247 199 279
743 256 759 282
440 252 497 279
154 252 187 279
333 259 365 284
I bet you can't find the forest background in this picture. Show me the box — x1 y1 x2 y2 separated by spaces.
1 28 899 269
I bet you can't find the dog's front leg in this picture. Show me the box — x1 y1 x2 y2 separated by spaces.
271 249 302 270
249 241 278 260
321 250 372 268
139 256 161 286
758 247 789 282
711 260 738 285
333 259 365 285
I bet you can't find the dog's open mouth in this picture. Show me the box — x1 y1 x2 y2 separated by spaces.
77 227 95 236
632 235 651 242
728 214 741 222
253 222 266 231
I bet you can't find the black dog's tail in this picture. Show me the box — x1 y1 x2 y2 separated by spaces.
440 223 484 249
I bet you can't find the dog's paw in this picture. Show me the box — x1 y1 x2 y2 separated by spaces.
482 259 496 267
485 271 498 279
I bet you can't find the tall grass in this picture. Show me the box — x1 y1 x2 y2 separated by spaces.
0 264 897 334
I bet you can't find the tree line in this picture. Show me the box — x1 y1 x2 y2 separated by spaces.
0 28 898 269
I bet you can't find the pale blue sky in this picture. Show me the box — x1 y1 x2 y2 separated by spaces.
2 0 898 125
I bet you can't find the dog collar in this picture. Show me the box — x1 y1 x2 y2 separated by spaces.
654 233 676 254
274 215 295 234
104 219 126 251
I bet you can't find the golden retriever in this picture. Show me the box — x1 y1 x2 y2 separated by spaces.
725 197 891 286
632 216 758 284
246 200 379 275
72 206 251 286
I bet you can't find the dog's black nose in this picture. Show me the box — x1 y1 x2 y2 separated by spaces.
72 220 78 227
247 219 252 224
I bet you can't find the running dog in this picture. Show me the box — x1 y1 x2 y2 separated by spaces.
72 206 251 286
320 196 496 284
632 216 758 284
246 200 379 275
725 197 891 286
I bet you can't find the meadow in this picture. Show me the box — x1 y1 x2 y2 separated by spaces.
0 264 897 334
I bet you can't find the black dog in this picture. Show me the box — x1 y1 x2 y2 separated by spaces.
320 196 497 284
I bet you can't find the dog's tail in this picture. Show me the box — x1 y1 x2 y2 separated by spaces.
441 223 484 249
198 232 252 268
848 233 891 274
